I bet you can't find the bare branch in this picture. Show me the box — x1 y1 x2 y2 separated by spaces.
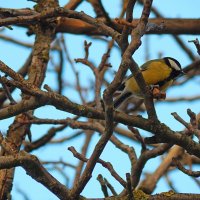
189 38 200 55
68 146 126 188
0 151 70 199
172 158 200 177
97 174 109 197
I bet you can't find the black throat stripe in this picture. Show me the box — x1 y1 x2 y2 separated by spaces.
157 70 180 87
157 77 171 88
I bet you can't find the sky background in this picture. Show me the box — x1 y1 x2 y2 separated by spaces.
0 0 200 199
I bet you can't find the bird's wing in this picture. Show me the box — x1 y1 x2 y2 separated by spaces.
140 60 152 71
115 61 152 92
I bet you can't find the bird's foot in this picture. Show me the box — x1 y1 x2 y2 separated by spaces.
149 85 166 100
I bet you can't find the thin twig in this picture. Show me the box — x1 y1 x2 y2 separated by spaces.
0 75 16 105
171 112 191 130
126 173 134 200
189 38 200 55
61 35 86 104
128 126 147 151
104 178 117 196
84 40 92 60
172 158 200 177
68 146 127 188
97 174 109 197
73 131 93 185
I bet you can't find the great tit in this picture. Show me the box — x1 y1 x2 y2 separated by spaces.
114 57 184 109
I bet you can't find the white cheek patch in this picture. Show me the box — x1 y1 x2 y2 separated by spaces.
168 59 181 71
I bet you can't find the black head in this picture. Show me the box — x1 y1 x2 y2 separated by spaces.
164 57 184 77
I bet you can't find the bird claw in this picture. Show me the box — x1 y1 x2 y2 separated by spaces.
149 85 166 100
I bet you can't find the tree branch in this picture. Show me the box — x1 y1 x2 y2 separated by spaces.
0 151 70 199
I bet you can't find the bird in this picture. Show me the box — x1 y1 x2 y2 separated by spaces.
113 57 184 109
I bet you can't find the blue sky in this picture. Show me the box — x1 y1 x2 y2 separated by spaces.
0 1 200 199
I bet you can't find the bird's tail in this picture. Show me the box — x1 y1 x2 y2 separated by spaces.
113 92 132 109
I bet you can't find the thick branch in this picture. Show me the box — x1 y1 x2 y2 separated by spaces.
0 77 200 159
0 61 200 159
57 18 200 35
1 8 200 35
0 151 70 199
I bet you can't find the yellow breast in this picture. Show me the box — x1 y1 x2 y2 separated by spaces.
125 60 173 96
